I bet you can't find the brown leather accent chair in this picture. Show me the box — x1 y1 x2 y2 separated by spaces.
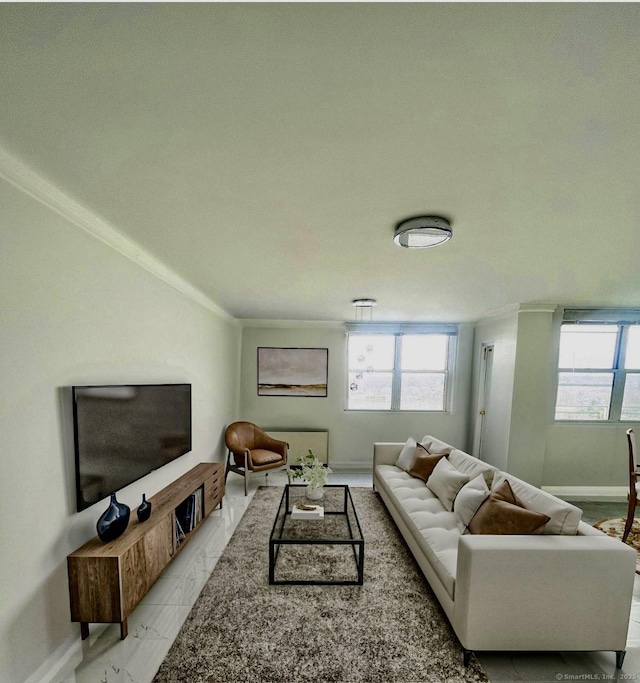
224 421 288 495
623 428 639 543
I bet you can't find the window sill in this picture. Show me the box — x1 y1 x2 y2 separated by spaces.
553 419 640 425
344 409 450 414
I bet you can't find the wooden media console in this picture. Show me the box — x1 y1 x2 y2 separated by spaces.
67 462 224 640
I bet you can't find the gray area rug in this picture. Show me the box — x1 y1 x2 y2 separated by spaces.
153 487 489 683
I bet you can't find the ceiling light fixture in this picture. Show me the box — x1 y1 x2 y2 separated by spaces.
393 216 452 249
352 299 377 322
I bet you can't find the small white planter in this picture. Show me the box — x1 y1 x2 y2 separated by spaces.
306 485 324 501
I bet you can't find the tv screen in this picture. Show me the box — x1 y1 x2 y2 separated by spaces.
72 384 192 511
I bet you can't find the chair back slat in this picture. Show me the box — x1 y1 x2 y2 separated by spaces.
628 428 638 472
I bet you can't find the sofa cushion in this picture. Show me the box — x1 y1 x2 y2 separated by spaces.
453 474 489 532
403 491 460 600
426 458 470 511
376 464 427 494
376 462 452 527
416 526 459 599
468 479 550 535
421 435 454 455
375 461 463 600
448 449 497 488
407 447 447 482
491 472 583 535
376 465 438 505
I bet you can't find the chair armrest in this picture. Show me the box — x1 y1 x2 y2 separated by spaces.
259 435 288 458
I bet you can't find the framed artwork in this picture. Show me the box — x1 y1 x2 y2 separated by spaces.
257 347 328 397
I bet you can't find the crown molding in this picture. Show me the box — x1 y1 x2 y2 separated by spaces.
0 144 234 321
240 318 344 329
473 303 520 325
518 303 558 315
473 302 558 326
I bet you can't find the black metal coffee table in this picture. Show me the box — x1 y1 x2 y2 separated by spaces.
269 484 364 585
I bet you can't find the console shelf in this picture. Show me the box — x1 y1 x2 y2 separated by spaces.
67 462 224 639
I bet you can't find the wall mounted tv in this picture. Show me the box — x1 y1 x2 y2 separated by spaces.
72 384 192 511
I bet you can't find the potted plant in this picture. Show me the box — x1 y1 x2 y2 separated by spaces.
289 450 332 500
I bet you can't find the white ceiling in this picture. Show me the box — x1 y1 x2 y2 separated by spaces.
2 3 640 323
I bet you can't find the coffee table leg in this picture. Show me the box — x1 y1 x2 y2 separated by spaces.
269 541 275 584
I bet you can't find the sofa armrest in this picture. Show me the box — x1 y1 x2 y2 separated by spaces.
373 442 404 468
453 534 636 652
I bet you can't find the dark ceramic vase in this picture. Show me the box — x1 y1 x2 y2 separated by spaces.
137 493 152 523
97 492 131 543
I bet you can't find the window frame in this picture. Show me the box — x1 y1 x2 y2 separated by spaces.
345 331 457 413
554 323 640 422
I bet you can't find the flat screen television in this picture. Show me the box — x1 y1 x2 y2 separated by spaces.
72 384 192 511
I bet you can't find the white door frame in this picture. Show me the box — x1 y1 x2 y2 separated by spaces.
472 343 494 459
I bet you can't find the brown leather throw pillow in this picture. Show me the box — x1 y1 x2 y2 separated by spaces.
407 444 447 482
468 479 550 535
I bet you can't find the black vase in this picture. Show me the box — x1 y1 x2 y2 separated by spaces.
137 493 152 523
97 492 131 543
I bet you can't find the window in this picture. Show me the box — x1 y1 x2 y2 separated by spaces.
346 330 454 411
555 323 640 421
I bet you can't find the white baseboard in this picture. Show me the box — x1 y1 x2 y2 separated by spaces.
22 633 80 683
22 624 112 683
542 486 627 502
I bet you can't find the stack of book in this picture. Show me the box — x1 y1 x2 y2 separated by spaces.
174 486 204 547
291 503 324 520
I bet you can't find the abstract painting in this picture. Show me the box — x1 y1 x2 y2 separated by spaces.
257 347 328 397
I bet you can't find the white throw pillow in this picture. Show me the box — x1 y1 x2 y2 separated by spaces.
426 458 470 511
395 437 417 471
453 474 489 532
421 435 453 455
491 472 582 535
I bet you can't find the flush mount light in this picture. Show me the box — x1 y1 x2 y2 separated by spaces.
352 299 377 308
393 216 452 249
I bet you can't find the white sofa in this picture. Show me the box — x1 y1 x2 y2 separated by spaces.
373 436 637 668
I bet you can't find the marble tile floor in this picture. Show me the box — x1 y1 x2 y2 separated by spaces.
53 472 640 683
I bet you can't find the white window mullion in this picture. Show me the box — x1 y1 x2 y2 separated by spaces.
444 335 454 411
611 327 629 420
391 335 402 411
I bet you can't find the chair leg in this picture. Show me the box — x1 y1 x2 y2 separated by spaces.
226 449 250 496
623 493 636 543
224 450 232 483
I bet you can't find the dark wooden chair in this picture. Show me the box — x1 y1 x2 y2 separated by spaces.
224 421 288 495
623 428 639 543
